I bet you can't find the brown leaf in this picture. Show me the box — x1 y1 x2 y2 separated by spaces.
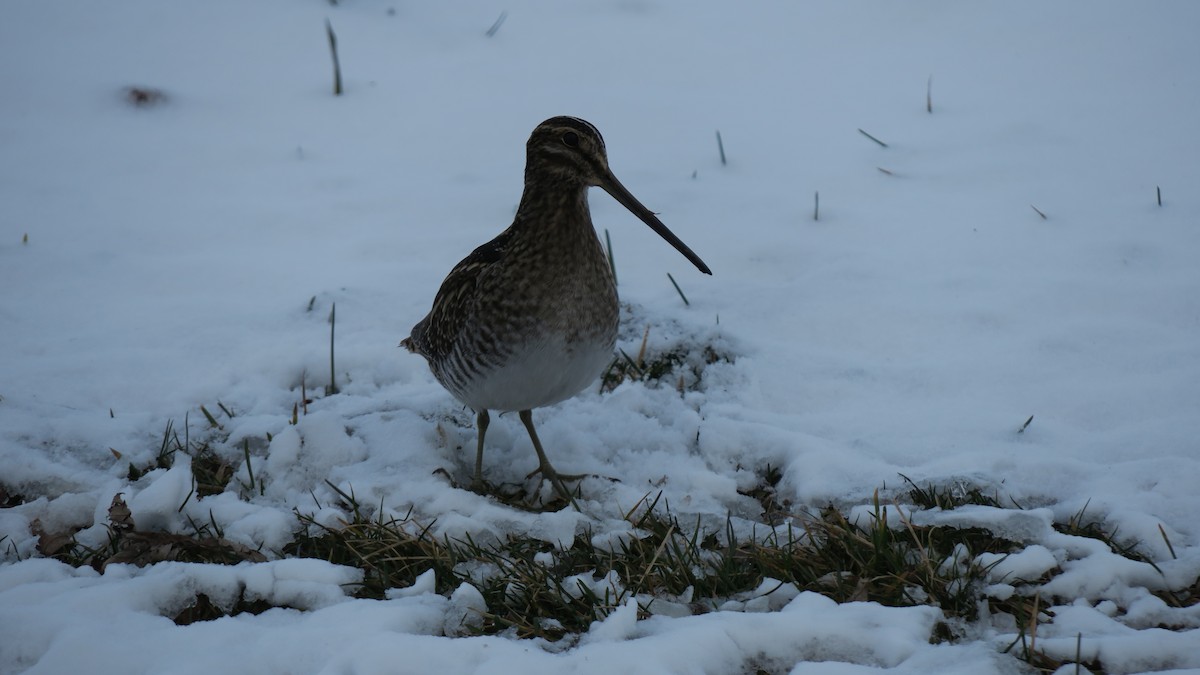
102 531 267 571
108 493 135 532
32 519 74 557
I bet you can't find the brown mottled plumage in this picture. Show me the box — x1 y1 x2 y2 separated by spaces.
402 116 711 507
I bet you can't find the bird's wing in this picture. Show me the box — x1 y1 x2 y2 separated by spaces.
402 226 512 360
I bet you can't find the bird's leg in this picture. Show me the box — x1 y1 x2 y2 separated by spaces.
519 409 580 510
471 409 490 492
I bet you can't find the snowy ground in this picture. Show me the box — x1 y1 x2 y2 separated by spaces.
3 1 1200 673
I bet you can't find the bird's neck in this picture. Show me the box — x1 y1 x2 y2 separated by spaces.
514 176 593 232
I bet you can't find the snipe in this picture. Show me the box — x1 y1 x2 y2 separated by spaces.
402 116 711 508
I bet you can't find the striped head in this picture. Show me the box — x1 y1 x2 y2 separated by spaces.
525 116 610 187
524 116 712 275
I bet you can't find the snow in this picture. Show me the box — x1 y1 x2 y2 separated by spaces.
979 543 1058 583
2 0 1200 673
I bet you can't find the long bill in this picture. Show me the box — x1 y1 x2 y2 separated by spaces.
599 171 712 276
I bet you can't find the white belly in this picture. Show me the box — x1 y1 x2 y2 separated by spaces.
458 334 614 413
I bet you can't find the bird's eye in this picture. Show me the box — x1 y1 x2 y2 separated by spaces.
562 131 579 148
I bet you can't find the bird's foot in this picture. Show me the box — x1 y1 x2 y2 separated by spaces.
432 467 457 486
526 465 583 511
468 476 493 496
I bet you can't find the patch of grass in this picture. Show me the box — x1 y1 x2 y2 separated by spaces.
125 416 236 497
775 497 1016 623
45 494 266 572
31 435 1194 675
999 591 1074 673
42 528 119 570
285 487 1023 640
1152 574 1200 612
191 444 235 497
1054 500 1157 569
105 528 267 568
900 474 1003 510
173 592 276 626
43 404 256 570
24 392 1192 671
600 329 731 394
463 533 625 638
284 482 457 598
127 419 180 481
737 463 788 526
284 479 1180 663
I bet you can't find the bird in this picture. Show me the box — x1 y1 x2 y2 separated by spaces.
402 116 711 507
